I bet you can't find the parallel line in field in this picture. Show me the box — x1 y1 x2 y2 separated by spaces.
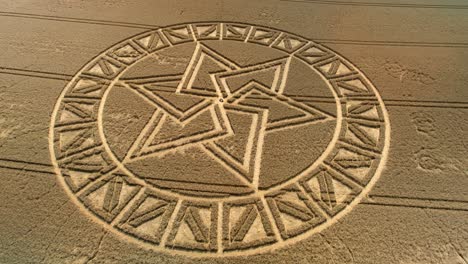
0 11 158 29
0 158 467 212
281 0 468 10
1 11 468 48
314 38 468 48
0 67 72 81
0 67 467 108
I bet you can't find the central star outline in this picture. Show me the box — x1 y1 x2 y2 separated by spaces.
116 43 335 191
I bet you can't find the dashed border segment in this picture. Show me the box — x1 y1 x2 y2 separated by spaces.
49 21 390 257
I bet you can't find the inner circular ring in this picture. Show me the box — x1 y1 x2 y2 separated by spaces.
97 40 343 202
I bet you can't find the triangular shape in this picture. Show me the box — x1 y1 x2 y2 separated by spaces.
85 57 122 78
301 168 362 216
163 25 194 44
346 79 369 91
58 127 95 154
273 34 306 53
56 98 99 127
86 181 107 208
132 213 163 235
215 58 288 95
79 173 141 222
127 198 168 229
59 110 84 125
223 23 251 41
178 43 240 98
266 185 325 239
174 219 198 244
64 102 94 119
166 203 217 252
348 102 380 120
109 41 144 65
333 148 374 168
134 31 169 52
68 170 92 190
68 78 108 98
130 105 230 159
223 202 276 251
148 110 215 148
117 192 177 245
306 176 321 197
128 79 211 121
190 55 226 95
281 213 306 232
336 63 352 75
239 89 307 123
229 206 247 226
295 43 334 65
345 122 381 148
317 58 355 78
59 147 116 192
229 205 263 242
248 27 280 46
332 179 354 204
341 166 371 182
59 146 108 169
328 146 376 185
193 23 220 40
318 171 339 209
242 215 268 243
226 67 278 93
331 76 373 97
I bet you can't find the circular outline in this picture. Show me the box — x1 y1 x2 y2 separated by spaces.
49 21 390 258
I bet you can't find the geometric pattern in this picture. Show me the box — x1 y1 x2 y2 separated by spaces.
265 184 326 239
50 22 390 257
222 198 277 251
119 43 332 193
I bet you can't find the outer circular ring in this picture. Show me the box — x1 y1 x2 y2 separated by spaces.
49 21 390 257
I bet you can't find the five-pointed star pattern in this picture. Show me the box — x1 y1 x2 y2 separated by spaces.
118 43 335 190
